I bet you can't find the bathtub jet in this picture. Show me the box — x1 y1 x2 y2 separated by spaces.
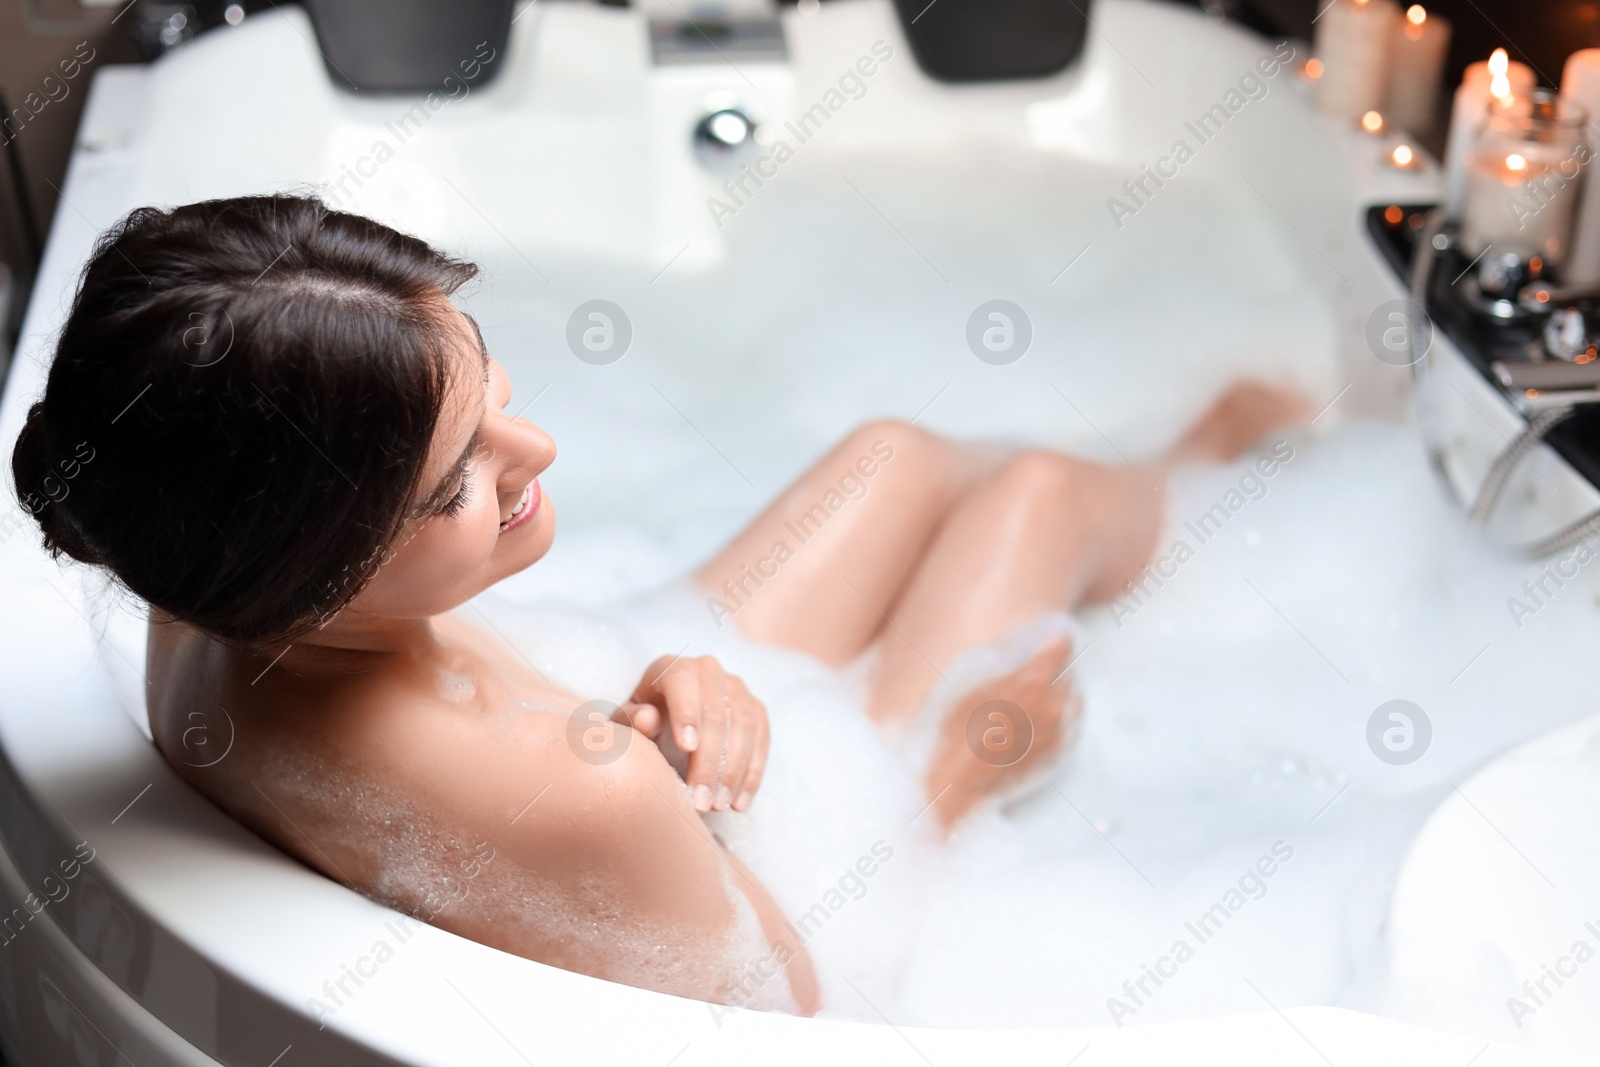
705 39 896 229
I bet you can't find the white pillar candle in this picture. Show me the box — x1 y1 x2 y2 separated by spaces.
1559 49 1600 286
1443 50 1536 217
1383 5 1451 137
1314 0 1401 123
1462 143 1582 266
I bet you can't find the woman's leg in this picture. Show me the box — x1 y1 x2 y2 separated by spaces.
695 419 1006 664
697 382 1306 721
863 450 1162 726
871 382 1311 828
694 431 1161 826
861 451 1159 832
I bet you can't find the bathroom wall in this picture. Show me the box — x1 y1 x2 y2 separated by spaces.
1215 0 1600 89
0 0 136 361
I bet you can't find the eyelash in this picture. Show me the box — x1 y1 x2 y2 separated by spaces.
440 475 471 517
435 360 495 519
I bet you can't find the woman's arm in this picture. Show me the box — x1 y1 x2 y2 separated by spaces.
342 698 819 1013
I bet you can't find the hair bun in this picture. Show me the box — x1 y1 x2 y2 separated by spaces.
9 194 480 647
10 401 102 567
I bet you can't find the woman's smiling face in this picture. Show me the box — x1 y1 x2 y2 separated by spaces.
342 295 556 622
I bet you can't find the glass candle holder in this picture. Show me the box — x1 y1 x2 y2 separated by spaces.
1461 89 1590 272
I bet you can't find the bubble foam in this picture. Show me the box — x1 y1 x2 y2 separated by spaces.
479 417 1600 1036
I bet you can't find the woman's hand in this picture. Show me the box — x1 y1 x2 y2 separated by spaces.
622 655 769 814
923 638 1081 833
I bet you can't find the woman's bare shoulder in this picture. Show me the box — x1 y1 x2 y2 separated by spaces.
272 676 757 986
149 622 793 1005
180 648 734 925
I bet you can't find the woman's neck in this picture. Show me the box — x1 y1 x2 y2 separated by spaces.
294 611 440 656
151 604 445 670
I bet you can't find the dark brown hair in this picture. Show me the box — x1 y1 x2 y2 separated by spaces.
10 194 479 647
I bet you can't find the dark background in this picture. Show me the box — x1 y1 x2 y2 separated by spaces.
0 0 1593 366
1233 0 1595 87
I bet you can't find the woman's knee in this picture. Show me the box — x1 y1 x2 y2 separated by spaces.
989 450 1084 510
828 420 961 493
841 419 937 470
815 419 981 519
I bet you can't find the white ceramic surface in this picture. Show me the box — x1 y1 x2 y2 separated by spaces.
0 1 1581 1063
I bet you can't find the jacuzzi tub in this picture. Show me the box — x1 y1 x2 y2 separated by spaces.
0 0 1590 1063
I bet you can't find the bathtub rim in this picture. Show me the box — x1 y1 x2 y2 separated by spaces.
0 2 1554 1063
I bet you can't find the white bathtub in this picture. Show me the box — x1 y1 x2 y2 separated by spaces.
0 0 1591 1063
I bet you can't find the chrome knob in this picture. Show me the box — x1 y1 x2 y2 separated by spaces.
1544 307 1598 363
693 108 757 169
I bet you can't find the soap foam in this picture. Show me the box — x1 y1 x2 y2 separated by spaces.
474 418 1600 1038
91 402 1600 1037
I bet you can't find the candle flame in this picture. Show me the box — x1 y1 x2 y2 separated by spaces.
1506 152 1528 171
1487 49 1514 104
1391 144 1415 166
1361 110 1384 132
1304 58 1324 79
1406 5 1426 24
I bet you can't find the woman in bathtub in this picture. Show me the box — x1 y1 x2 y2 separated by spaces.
10 195 1304 1015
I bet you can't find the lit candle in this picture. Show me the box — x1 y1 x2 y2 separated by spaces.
1313 0 1402 123
1443 49 1536 217
1460 92 1590 269
1383 6 1451 137
1361 109 1387 134
1463 151 1572 263
1559 49 1600 286
1388 142 1420 169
